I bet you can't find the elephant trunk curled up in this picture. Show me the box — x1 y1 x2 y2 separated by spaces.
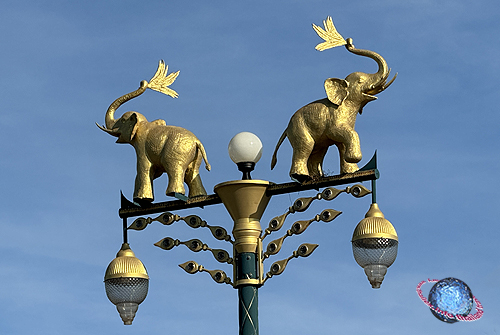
271 38 396 182
97 78 210 204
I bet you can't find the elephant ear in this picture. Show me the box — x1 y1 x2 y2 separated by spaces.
324 78 348 106
121 112 139 142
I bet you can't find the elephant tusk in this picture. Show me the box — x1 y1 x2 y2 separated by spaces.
383 73 398 91
96 122 119 136
380 69 391 84
366 70 397 95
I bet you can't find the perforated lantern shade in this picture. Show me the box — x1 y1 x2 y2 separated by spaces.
352 203 398 289
104 243 149 325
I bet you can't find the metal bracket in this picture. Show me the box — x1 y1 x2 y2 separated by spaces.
262 243 319 284
179 261 233 286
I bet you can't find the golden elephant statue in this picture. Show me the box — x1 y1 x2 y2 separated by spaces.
271 38 396 182
97 61 210 204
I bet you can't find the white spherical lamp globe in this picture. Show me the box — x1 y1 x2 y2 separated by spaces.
228 132 263 164
228 132 263 179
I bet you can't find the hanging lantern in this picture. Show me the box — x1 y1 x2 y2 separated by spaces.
104 243 149 325
352 203 398 289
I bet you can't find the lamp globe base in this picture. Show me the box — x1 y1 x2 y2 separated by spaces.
116 302 139 325
363 264 387 289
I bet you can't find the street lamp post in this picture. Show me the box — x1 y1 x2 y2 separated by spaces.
101 16 399 334
104 132 398 334
215 179 269 335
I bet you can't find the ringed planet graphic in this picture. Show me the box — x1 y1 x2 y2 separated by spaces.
416 277 483 323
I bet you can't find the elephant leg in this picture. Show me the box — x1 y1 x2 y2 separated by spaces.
164 162 186 196
307 146 328 178
162 157 186 196
288 131 315 182
134 159 155 203
184 155 207 197
336 125 362 163
337 143 359 174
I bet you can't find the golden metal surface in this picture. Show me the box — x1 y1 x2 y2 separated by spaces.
97 60 210 203
104 243 149 280
352 203 398 241
262 185 367 240
263 210 340 260
154 237 233 264
178 261 233 286
262 243 319 284
147 60 180 98
214 180 270 286
271 17 396 180
313 16 346 51
214 180 270 254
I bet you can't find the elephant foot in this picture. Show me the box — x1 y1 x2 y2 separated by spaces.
291 173 312 184
344 151 362 164
340 162 359 174
133 197 154 207
167 186 207 199
188 190 208 198
188 193 207 200
343 145 362 163
166 192 189 201
166 190 185 198
187 185 208 198
185 174 208 198
166 184 186 198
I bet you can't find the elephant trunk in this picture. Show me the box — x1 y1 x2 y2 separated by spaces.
105 80 148 129
345 38 388 81
345 38 395 94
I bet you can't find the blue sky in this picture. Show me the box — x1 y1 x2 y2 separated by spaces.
0 1 498 334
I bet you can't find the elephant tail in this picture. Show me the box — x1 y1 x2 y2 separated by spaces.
197 141 211 171
271 129 287 170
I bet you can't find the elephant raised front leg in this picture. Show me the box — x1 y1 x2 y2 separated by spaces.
335 124 362 164
337 142 359 174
